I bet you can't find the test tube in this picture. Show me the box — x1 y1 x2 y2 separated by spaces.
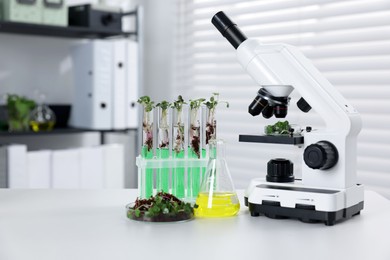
156 104 170 193
201 105 209 181
188 104 202 199
172 105 186 198
141 106 154 198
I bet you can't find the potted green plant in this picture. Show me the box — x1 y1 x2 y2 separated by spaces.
6 94 36 132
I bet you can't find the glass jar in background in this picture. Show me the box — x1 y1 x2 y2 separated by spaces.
29 94 56 132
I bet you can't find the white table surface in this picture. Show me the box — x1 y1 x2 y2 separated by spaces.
0 189 389 260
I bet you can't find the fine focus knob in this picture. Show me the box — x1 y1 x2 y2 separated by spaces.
304 141 338 170
266 159 294 183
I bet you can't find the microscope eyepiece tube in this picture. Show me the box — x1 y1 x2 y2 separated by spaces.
211 11 247 49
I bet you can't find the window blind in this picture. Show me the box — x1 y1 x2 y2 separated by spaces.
173 0 390 198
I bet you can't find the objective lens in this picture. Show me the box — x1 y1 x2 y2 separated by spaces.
248 96 268 116
262 105 274 118
274 105 288 118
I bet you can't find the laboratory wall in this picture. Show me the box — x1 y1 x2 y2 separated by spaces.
130 0 176 101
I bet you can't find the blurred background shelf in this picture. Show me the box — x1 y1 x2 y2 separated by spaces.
0 21 136 39
0 127 136 136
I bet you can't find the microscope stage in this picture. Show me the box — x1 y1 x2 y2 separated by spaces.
239 134 304 145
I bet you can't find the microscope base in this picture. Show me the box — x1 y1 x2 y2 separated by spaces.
245 199 363 226
244 179 364 226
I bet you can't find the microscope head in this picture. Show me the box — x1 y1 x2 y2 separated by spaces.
212 12 294 119
212 11 311 119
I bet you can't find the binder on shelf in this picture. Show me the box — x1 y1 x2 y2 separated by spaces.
79 146 104 189
27 150 51 189
51 149 80 189
70 40 113 130
111 39 127 130
102 144 125 188
7 144 28 189
126 41 139 129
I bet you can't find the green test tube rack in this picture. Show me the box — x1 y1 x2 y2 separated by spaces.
136 156 208 202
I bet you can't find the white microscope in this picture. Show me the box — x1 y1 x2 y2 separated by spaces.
212 11 364 225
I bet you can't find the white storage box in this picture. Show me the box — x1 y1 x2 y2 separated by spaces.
42 0 67 26
0 0 42 24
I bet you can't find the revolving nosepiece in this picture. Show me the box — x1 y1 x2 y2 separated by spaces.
248 88 290 118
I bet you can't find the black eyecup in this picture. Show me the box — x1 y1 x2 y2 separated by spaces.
297 97 312 113
211 11 247 49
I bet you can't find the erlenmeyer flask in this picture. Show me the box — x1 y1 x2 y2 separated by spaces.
195 139 240 217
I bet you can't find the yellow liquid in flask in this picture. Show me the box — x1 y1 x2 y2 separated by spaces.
195 192 240 217
30 121 55 132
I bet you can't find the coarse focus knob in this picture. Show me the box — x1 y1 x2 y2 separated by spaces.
303 141 338 170
266 158 294 183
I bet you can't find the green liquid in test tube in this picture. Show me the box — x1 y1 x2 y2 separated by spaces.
188 147 201 199
156 148 170 193
172 149 185 198
141 145 154 198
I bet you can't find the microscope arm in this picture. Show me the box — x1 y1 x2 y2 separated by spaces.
236 39 362 135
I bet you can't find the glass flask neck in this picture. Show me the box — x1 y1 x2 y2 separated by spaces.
209 139 225 159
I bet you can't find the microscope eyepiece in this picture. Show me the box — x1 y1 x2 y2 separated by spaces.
211 11 247 49
297 97 312 113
